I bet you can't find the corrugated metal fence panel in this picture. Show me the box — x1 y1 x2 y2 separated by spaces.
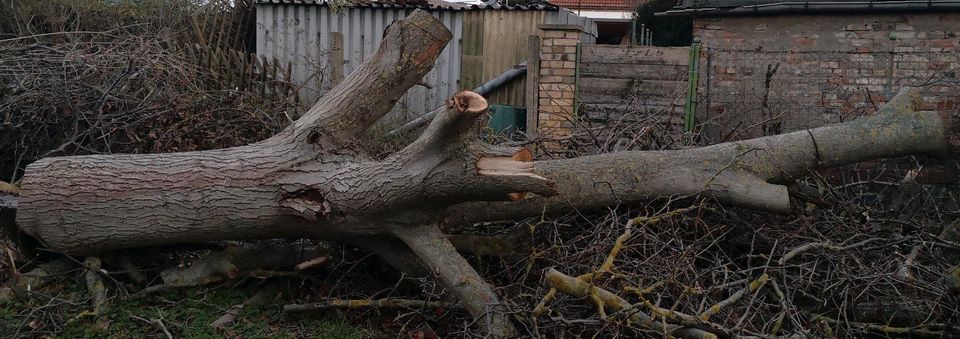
256 5 463 122
480 10 545 107
460 11 484 96
460 10 596 108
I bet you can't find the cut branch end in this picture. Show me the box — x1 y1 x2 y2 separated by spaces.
449 91 488 115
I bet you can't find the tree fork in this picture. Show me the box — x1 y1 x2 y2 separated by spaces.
9 11 956 337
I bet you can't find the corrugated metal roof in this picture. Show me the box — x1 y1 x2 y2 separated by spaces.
548 0 644 11
255 0 560 11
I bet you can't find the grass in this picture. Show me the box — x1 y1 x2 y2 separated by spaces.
1 280 375 339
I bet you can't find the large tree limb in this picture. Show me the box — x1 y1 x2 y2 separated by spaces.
10 10 955 336
393 224 513 337
444 87 948 225
15 10 463 252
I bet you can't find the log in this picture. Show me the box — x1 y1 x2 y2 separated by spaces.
10 10 955 336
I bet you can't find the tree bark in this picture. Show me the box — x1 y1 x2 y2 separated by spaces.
10 10 954 337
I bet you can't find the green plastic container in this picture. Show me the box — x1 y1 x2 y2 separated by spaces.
487 104 526 137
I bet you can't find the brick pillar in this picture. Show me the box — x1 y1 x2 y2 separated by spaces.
536 24 582 148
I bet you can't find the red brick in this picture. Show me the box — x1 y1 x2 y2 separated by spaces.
540 76 562 83
793 37 816 46
931 39 958 48
937 100 955 111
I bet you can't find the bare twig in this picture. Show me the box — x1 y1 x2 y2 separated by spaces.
283 298 461 312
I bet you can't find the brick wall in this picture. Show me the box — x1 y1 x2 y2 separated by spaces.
537 25 582 149
694 13 960 142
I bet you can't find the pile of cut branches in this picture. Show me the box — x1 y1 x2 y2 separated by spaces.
498 95 960 338
0 29 298 184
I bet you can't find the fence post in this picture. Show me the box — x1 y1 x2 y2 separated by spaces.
329 32 344 86
684 39 702 132
525 35 541 140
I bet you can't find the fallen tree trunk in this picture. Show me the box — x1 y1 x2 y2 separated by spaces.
10 10 954 336
444 89 950 225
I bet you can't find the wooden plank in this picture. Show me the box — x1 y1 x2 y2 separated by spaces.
579 91 685 104
581 103 685 116
579 78 687 96
238 51 249 90
582 111 686 126
259 55 268 97
580 45 689 65
579 63 688 81
525 35 540 139
215 6 227 49
223 47 234 87
329 32 344 86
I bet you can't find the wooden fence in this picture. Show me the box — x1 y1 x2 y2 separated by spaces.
577 45 691 127
178 0 300 108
